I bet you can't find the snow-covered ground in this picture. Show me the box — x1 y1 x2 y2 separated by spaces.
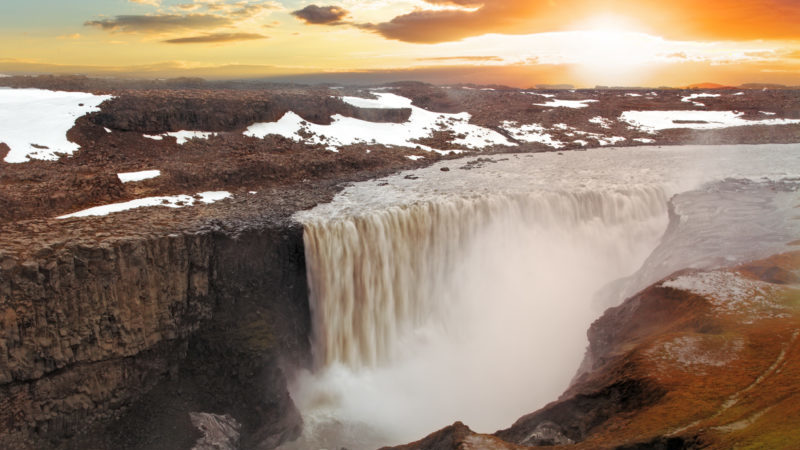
662 271 780 308
662 270 788 322
620 110 800 132
500 121 564 148
534 99 598 109
0 88 112 163
144 131 215 144
540 122 626 146
244 92 514 153
117 170 161 183
681 92 720 107
589 116 613 128
524 92 556 98
57 191 231 219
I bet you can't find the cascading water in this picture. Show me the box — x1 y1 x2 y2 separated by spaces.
283 144 800 450
303 188 668 370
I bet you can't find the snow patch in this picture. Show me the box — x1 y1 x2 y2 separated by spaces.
625 93 642 97
524 92 556 98
682 93 720 107
406 155 425 161
535 99 598 109
547 123 625 147
596 136 626 146
589 116 613 129
0 88 112 163
166 131 215 144
620 110 800 132
500 121 564 148
662 271 787 321
143 131 215 144
57 191 231 219
634 138 656 144
104 127 112 133
117 170 160 183
244 93 514 153
650 335 744 369
760 111 776 116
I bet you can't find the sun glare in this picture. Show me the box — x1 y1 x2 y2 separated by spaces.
565 14 658 85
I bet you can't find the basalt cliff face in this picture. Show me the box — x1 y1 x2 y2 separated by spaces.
0 214 311 449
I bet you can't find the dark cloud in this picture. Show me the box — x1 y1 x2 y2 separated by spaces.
291 5 349 25
85 14 232 33
163 32 268 44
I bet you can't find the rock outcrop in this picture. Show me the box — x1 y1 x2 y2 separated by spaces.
0 216 311 449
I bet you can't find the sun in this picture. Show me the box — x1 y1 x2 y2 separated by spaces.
565 14 660 86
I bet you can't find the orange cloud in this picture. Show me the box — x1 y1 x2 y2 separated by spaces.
85 14 232 33
162 32 267 44
353 0 800 44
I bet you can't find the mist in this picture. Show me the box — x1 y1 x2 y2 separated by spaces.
286 189 668 449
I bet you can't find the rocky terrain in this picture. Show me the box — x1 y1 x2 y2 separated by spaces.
0 75 799 449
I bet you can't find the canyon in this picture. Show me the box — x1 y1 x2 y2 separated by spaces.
0 76 799 449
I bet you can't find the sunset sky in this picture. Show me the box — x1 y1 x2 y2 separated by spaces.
2 0 800 87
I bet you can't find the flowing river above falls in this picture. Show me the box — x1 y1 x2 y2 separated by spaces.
280 143 800 450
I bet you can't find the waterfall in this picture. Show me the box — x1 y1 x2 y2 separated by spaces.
303 187 668 371
284 186 668 449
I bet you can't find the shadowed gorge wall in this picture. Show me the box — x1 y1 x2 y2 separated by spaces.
0 221 311 449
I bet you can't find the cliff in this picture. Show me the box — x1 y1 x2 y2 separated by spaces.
0 195 317 449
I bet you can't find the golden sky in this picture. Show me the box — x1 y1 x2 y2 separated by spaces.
1 0 799 87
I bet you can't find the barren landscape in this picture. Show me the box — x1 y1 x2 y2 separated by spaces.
0 75 799 450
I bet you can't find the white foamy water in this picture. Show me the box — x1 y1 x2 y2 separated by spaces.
285 143 800 449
